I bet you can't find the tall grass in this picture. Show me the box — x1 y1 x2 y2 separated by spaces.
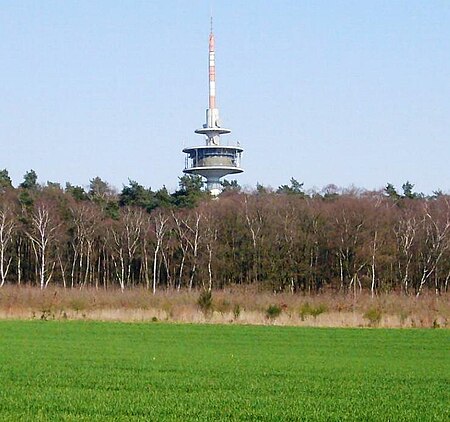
0 285 448 328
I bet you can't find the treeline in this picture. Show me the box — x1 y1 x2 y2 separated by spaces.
0 169 449 296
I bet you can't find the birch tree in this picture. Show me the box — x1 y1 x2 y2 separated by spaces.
152 212 168 294
70 203 99 288
172 211 191 289
244 196 263 283
25 204 60 289
201 213 217 292
394 215 418 295
172 211 202 290
109 221 126 292
331 206 365 293
123 207 144 286
0 207 16 287
416 203 450 296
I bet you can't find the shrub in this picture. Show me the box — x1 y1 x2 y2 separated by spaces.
364 308 382 327
266 304 282 320
197 290 213 316
299 303 313 321
40 308 52 321
233 304 241 320
299 303 328 321
311 304 327 318
215 299 231 315
161 301 174 319
399 310 409 325
69 298 87 312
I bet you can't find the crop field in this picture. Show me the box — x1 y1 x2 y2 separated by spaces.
0 322 448 421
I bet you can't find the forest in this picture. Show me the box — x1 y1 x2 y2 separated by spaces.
0 169 449 297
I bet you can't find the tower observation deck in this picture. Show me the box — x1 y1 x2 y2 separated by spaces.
183 23 243 196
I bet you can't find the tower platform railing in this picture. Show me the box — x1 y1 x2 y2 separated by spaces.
183 145 243 172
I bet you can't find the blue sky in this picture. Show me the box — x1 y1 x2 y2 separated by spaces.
1 0 449 194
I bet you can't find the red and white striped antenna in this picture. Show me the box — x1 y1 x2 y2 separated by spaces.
208 16 216 111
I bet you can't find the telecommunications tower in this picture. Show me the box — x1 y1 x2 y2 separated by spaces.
183 21 243 196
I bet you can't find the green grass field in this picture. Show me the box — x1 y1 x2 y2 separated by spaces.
0 322 448 421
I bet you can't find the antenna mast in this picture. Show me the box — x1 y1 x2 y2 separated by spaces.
208 17 217 122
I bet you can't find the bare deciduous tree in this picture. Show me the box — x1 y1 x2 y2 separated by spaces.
416 202 450 296
394 215 418 295
152 212 168 295
0 207 16 287
25 204 60 289
244 196 263 283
